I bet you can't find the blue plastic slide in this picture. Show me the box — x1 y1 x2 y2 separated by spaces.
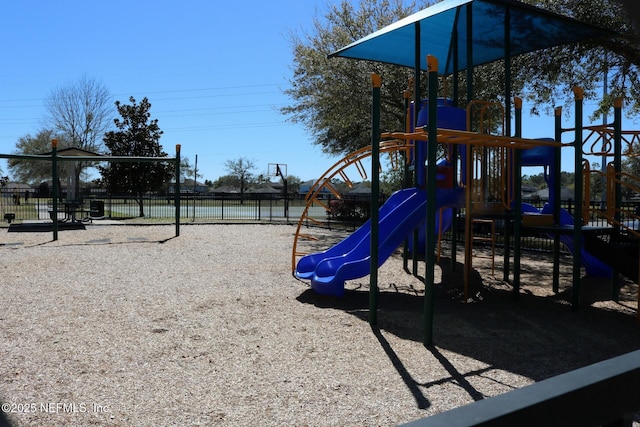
295 188 420 280
296 187 463 296
539 204 612 278
522 202 610 277
519 144 611 278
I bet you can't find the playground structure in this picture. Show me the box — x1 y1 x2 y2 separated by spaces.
294 78 640 286
292 0 640 345
0 140 183 240
293 68 640 342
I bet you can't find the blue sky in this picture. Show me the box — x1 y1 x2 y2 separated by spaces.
0 1 330 183
0 1 634 185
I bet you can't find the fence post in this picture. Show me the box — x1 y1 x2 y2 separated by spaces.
175 144 181 237
269 198 273 221
369 73 381 326
51 139 59 241
327 195 332 231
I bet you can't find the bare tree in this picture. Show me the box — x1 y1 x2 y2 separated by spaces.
45 75 113 199
46 75 112 151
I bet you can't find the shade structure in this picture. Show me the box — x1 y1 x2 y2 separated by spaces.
329 0 615 74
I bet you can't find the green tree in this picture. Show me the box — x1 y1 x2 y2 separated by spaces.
380 165 404 196
515 0 640 120
8 129 69 184
212 175 236 188
283 175 302 197
223 157 257 201
282 0 421 157
622 144 640 198
623 155 640 179
283 0 640 158
522 173 547 189
180 157 201 183
588 162 606 200
97 97 172 217
560 171 576 189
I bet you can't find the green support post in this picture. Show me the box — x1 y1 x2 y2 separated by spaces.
175 144 181 237
614 99 622 227
424 55 439 346
612 98 623 300
502 191 511 282
512 99 522 299
553 107 563 293
369 74 382 326
506 97 524 283
504 7 511 139
449 20 459 272
464 3 475 293
572 87 584 310
402 87 411 273
412 223 420 276
465 3 473 104
412 23 421 278
51 139 59 241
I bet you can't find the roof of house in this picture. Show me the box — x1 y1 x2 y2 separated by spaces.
3 182 33 191
211 185 240 193
532 187 574 200
40 147 103 156
248 185 280 194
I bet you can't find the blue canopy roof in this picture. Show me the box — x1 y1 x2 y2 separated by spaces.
329 0 615 75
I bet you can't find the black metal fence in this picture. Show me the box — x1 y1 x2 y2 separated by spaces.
307 196 640 254
0 193 305 223
2 192 636 255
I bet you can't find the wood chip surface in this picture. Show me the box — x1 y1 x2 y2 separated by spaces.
1 224 639 426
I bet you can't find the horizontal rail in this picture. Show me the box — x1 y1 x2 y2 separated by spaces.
0 153 176 162
401 349 640 427
382 128 565 149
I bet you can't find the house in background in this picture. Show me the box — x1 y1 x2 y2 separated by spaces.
209 185 240 196
521 185 538 201
248 184 280 199
346 183 372 200
182 179 209 193
167 178 208 194
531 187 574 201
298 179 337 199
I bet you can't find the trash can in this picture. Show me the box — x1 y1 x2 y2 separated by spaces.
90 200 105 218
